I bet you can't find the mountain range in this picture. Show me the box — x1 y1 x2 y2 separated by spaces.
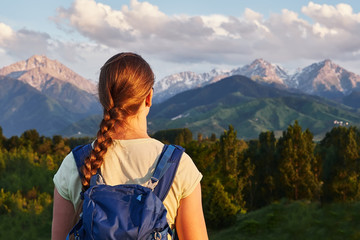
153 59 360 104
1 55 360 139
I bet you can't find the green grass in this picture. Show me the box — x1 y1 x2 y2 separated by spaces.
209 199 360 240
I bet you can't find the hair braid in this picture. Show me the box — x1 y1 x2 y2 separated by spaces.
80 52 154 191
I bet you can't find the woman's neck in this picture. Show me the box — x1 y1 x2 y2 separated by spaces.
112 110 150 140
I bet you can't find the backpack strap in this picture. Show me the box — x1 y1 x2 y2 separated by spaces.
72 143 92 180
67 144 93 239
72 143 106 187
151 144 185 201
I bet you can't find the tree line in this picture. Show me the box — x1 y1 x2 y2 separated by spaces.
155 121 360 228
0 121 359 238
0 128 92 239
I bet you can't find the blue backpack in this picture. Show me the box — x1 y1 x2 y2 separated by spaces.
67 143 184 240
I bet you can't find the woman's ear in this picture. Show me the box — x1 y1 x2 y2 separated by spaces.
145 88 153 107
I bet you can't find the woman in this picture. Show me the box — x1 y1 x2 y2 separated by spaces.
51 52 208 240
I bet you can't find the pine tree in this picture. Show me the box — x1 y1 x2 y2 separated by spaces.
219 125 239 176
0 126 5 149
216 125 249 210
320 126 360 202
249 131 278 208
276 121 321 200
205 179 240 228
210 133 217 142
21 129 40 150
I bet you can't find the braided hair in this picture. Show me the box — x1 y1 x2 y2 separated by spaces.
81 52 154 190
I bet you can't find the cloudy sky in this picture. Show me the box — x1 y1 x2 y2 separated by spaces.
1 0 360 82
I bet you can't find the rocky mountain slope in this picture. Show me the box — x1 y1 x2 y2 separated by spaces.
0 55 96 94
0 55 101 137
289 59 360 98
231 58 288 85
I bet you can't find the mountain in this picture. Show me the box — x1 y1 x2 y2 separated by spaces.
289 59 360 99
0 55 96 94
231 58 288 85
342 90 360 109
59 114 102 137
154 59 288 103
0 55 100 115
153 69 229 103
148 75 360 140
154 59 360 105
0 55 101 137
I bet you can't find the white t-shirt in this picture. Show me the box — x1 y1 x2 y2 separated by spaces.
53 138 202 228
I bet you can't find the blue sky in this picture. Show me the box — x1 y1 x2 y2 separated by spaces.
1 0 360 81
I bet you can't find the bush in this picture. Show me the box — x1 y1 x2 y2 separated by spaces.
205 179 241 228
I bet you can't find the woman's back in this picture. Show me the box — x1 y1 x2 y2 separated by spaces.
52 52 208 240
54 138 202 229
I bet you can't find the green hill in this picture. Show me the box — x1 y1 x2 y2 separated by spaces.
210 200 360 240
59 114 102 137
148 75 360 140
0 76 101 137
0 77 79 137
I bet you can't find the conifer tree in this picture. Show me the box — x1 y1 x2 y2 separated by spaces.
21 129 40 150
205 179 240 228
210 133 217 142
216 125 249 210
219 125 239 176
320 126 360 201
4 136 23 151
276 121 321 200
0 126 5 148
252 131 278 208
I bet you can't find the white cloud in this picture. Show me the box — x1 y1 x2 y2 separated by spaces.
51 0 360 69
0 23 14 45
0 20 110 81
0 22 51 59
312 23 338 38
2 0 360 80
302 2 360 30
243 8 263 22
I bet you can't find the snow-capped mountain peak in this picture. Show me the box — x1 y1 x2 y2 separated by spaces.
151 58 360 103
153 66 234 103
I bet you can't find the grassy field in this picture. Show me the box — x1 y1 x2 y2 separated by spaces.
209 199 360 240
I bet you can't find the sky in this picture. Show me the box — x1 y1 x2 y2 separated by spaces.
1 0 360 82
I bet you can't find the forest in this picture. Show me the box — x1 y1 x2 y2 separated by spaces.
0 121 360 239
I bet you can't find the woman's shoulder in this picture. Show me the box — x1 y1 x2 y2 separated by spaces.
55 151 77 175
174 149 203 199
53 150 83 207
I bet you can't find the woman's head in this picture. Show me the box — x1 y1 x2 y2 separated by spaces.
81 52 154 190
99 52 154 121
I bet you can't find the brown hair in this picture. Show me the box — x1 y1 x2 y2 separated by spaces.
81 52 154 190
